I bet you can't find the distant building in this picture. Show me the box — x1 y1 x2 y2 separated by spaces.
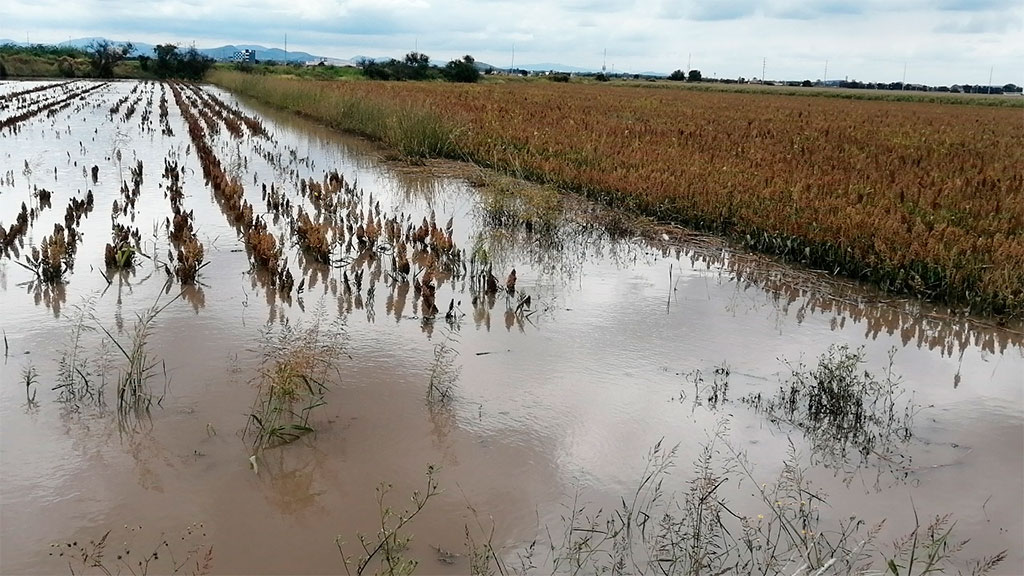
232 49 256 63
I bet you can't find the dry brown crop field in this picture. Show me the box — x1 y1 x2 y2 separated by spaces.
210 71 1024 318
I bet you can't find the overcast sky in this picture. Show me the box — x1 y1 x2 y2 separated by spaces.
1 0 1021 85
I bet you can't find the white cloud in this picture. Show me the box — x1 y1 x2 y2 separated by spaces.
0 0 1021 85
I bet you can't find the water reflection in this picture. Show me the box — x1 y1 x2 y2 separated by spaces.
719 249 1023 356
259 445 331 515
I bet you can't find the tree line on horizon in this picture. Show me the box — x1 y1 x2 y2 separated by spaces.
0 40 212 80
356 52 481 83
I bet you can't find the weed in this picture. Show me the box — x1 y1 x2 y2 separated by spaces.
336 465 441 576
475 172 563 234
428 328 460 404
743 345 916 473
883 507 1007 576
50 522 213 575
244 308 347 452
680 363 731 409
53 297 102 406
96 294 178 429
23 362 38 406
462 427 1007 576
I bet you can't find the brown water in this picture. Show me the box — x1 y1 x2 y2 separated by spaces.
1 80 1021 575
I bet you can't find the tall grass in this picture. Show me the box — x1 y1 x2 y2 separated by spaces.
208 70 459 158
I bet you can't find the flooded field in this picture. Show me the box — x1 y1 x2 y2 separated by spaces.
1 79 1021 575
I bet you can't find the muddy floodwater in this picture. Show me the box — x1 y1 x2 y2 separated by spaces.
1 79 1021 574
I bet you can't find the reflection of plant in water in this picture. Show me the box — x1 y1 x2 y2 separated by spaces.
743 345 916 473
50 522 213 575
336 466 441 576
261 448 330 515
473 171 563 234
244 308 347 453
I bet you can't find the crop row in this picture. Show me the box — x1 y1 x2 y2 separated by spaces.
1 81 109 132
170 80 486 321
0 79 76 109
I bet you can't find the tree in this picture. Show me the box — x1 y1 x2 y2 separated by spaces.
150 44 214 80
87 40 133 78
178 47 214 80
359 58 392 80
668 69 686 81
403 51 432 80
153 43 179 76
404 51 430 68
687 69 702 82
359 52 440 81
442 55 480 83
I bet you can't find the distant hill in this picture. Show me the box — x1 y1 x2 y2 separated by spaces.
199 44 318 63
